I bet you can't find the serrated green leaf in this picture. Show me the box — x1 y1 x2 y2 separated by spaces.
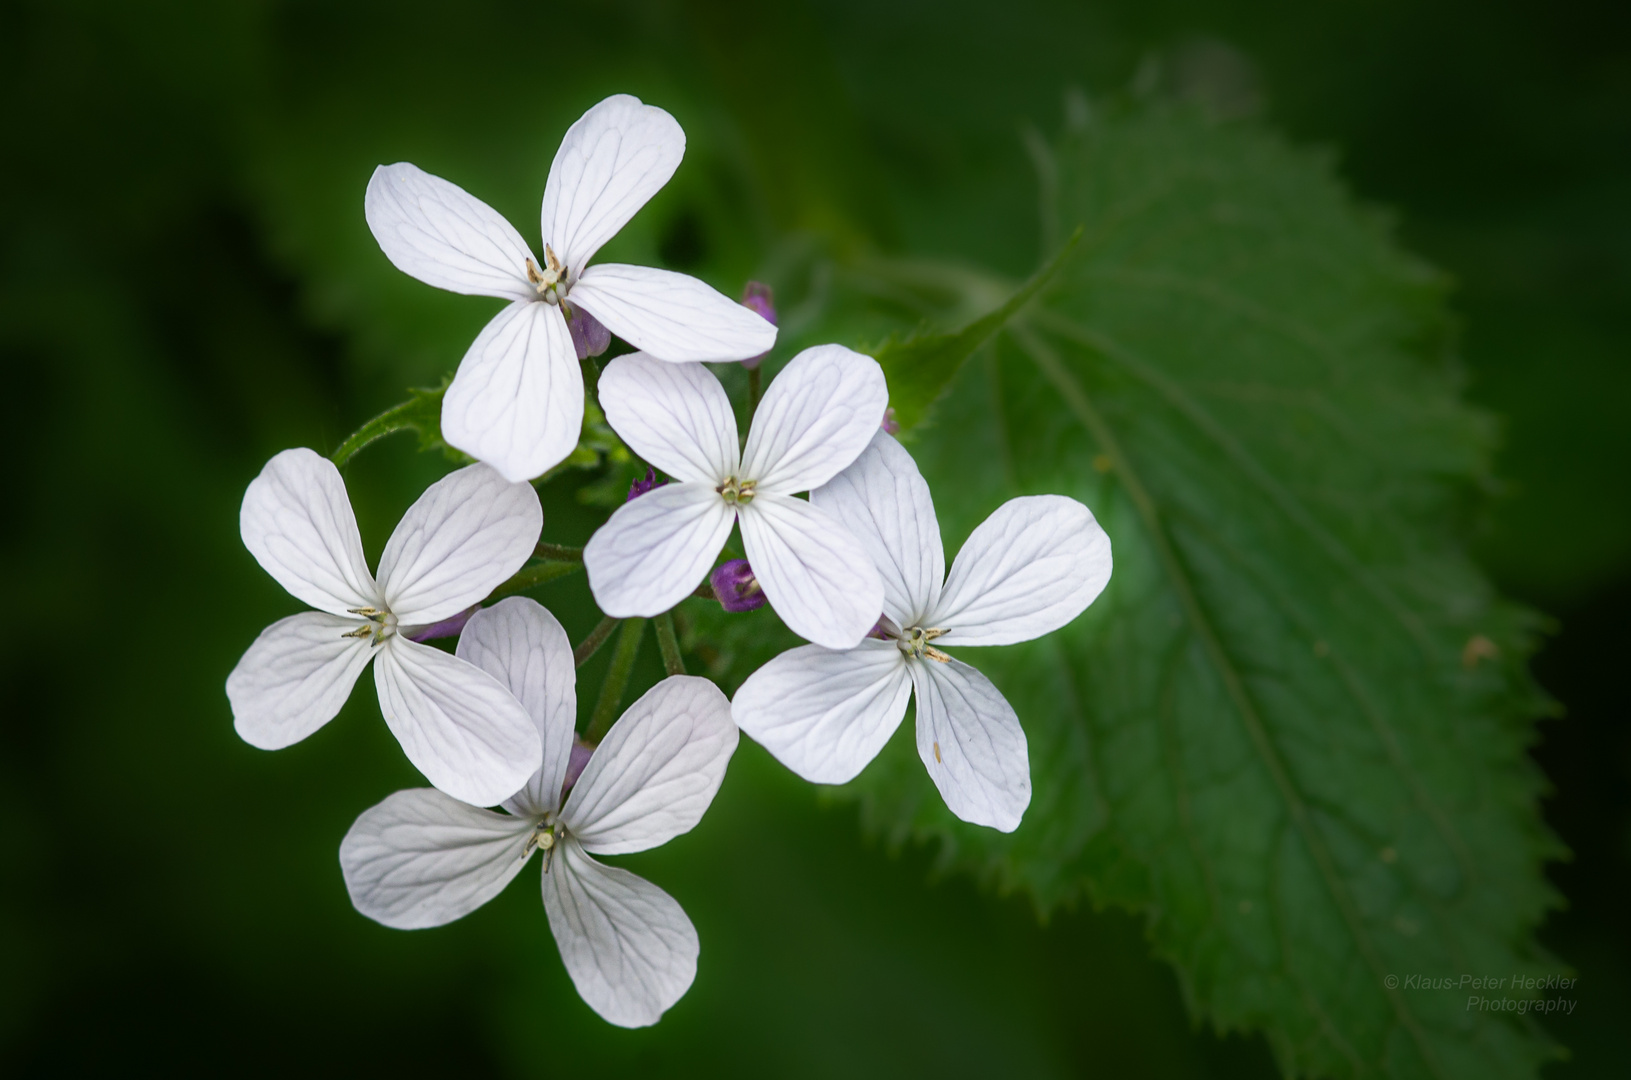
873 229 1079 432
844 103 1564 1080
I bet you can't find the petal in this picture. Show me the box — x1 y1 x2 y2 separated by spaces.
339 788 534 930
226 611 375 750
737 494 884 650
240 448 379 616
739 344 888 495
811 431 943 628
542 839 698 1028
583 483 734 618
441 300 584 484
365 163 534 300
570 265 777 363
730 641 911 784
457 598 577 817
928 495 1113 646
374 636 542 807
563 675 736 855
596 353 738 484
910 657 1030 832
377 462 543 625
541 94 685 270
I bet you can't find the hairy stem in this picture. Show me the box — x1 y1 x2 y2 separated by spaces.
655 611 686 676
748 365 763 421
573 615 621 668
330 398 418 468
534 541 583 562
586 618 646 741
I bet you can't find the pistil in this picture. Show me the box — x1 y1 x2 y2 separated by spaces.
717 477 756 505
898 625 950 663
342 606 397 647
526 245 570 303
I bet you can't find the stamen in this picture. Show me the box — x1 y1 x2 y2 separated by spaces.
340 625 373 639
924 645 952 663
716 477 756 505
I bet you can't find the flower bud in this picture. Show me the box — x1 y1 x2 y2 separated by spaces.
881 407 899 435
626 466 666 501
739 282 777 370
406 604 479 642
565 302 611 360
710 558 767 612
562 737 594 799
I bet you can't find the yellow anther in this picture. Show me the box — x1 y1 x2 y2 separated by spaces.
717 477 757 505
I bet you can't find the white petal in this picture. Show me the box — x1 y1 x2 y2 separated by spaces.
340 788 534 930
563 676 736 855
737 494 884 650
227 612 375 749
928 495 1113 646
542 839 698 1028
582 484 733 618
457 598 576 817
541 95 685 270
730 641 911 784
811 431 943 628
240 448 380 616
441 300 584 484
910 657 1030 832
374 637 542 807
596 353 738 484
739 345 888 495
570 265 777 363
365 163 533 299
376 462 543 625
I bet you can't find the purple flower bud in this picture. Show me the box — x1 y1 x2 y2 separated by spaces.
565 302 611 360
881 407 899 435
711 558 767 612
626 466 667 501
561 737 594 801
407 604 479 642
866 617 890 640
740 282 777 370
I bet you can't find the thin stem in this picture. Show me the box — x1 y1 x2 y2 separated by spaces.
655 611 686 676
488 559 583 602
586 618 645 741
692 579 717 601
573 615 621 668
330 399 418 468
534 541 583 562
747 365 763 421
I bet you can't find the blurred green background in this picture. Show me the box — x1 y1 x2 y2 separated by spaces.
2 0 1627 1075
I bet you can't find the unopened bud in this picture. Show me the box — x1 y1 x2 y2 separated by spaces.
711 558 767 612
565 302 611 360
740 282 777 370
407 604 479 642
626 466 666 501
881 407 899 435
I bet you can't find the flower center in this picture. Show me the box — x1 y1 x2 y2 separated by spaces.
716 477 757 505
341 606 398 647
529 817 566 871
526 245 570 304
896 625 951 663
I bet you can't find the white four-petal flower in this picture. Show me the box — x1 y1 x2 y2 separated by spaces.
731 432 1112 831
339 597 737 1028
228 449 543 806
366 94 777 483
584 346 888 649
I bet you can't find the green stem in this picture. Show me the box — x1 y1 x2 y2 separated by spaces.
586 618 645 741
573 615 621 668
487 560 583 602
534 541 583 562
747 365 763 421
330 398 420 468
655 611 686 676
693 579 717 601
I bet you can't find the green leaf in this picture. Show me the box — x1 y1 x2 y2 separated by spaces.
873 229 1080 432
845 103 1565 1079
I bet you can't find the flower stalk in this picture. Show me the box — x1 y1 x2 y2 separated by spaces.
587 618 646 741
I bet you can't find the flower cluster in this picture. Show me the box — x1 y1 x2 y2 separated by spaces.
228 95 1113 1027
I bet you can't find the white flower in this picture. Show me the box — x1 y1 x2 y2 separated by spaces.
227 449 543 806
731 432 1112 831
339 597 737 1028
365 94 777 483
583 345 888 649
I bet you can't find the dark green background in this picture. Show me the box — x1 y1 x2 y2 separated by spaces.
2 1 1626 1075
